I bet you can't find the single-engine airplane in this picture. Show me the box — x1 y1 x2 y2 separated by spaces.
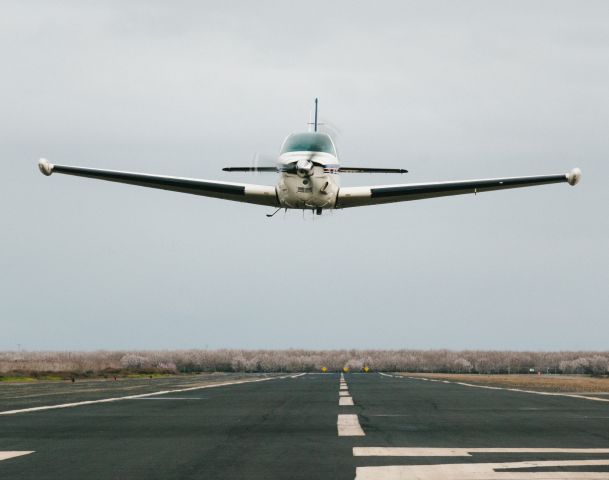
38 99 581 217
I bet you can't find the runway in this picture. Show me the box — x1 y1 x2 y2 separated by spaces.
2 373 609 479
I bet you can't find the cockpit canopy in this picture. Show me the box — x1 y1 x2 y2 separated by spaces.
280 132 337 156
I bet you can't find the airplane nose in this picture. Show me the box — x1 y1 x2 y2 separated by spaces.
296 158 313 176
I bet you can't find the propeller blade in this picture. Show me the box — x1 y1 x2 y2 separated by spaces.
339 167 408 174
222 166 278 172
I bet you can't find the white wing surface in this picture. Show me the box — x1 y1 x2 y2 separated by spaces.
336 168 581 208
38 159 279 207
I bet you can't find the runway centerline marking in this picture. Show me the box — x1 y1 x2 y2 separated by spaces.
337 414 365 436
339 396 354 406
339 391 350 396
354 447 609 457
0 375 290 416
0 451 34 462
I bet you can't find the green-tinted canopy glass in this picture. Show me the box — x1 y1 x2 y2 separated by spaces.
281 133 336 156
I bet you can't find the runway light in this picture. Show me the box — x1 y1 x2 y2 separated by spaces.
364 366 370 373
321 367 327 373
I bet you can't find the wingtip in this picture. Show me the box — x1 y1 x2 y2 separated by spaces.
38 158 54 176
567 167 581 186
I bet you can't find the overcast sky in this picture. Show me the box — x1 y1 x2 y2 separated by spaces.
1 1 607 351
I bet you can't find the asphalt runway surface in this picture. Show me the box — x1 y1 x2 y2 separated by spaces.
2 372 609 479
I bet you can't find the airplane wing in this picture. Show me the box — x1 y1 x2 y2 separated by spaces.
38 159 279 207
336 168 581 208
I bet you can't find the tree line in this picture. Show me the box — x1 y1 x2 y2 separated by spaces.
1 349 608 376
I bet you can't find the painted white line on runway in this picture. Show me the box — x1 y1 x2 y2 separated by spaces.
128 397 208 401
290 373 307 379
0 451 34 462
339 396 354 406
340 385 349 391
355 459 609 480
369 414 412 417
0 376 289 416
354 447 609 457
338 414 365 436
378 373 395 378
339 391 350 396
399 376 609 404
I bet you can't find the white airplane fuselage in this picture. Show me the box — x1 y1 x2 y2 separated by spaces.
276 151 340 209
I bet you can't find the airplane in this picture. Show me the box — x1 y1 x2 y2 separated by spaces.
37 99 581 217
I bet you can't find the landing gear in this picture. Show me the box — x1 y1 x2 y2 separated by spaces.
266 208 281 218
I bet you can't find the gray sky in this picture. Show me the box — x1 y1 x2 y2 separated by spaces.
1 1 608 351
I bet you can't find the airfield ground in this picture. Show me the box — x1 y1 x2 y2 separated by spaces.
2 372 609 479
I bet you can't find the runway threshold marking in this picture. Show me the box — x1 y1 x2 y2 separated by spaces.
402 376 609 403
0 452 34 462
354 447 609 456
338 414 365 436
355 459 609 480
0 375 290 416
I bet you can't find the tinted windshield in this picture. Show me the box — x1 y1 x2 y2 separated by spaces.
280 133 336 156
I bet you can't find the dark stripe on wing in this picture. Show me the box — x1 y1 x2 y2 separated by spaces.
371 174 567 198
53 165 245 196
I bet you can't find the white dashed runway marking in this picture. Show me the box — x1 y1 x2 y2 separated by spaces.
339 391 350 396
337 414 365 436
339 396 354 406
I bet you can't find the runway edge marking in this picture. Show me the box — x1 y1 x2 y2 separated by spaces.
394 375 609 403
0 375 290 416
